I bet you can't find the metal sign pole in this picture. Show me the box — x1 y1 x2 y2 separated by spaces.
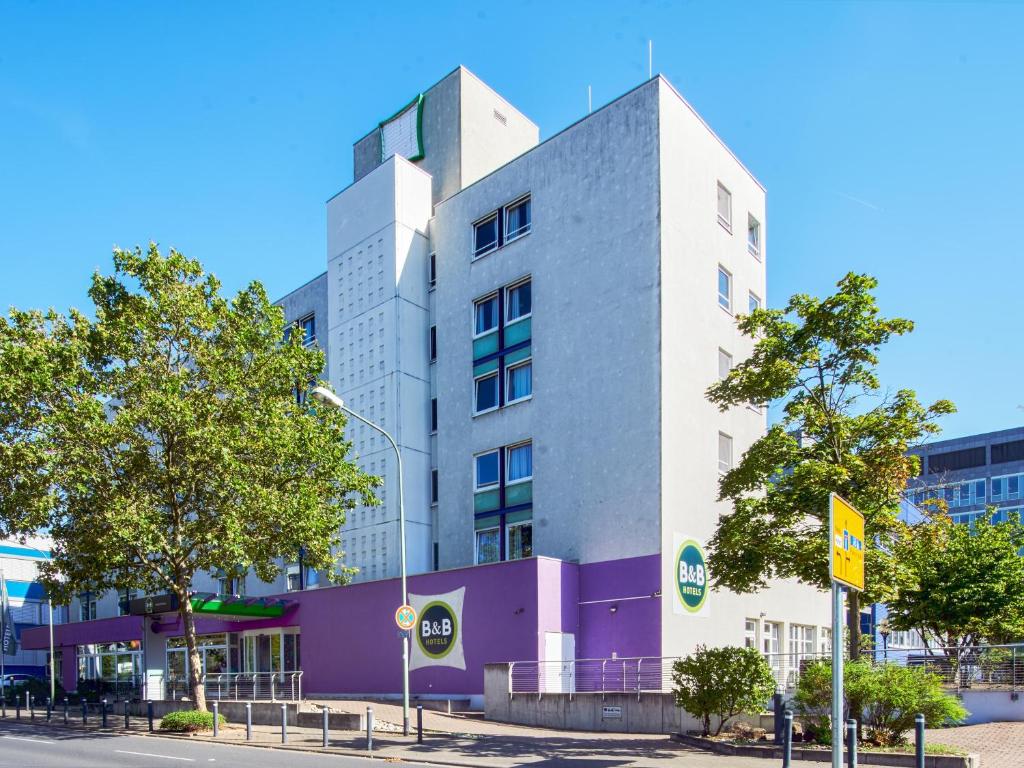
831 581 844 768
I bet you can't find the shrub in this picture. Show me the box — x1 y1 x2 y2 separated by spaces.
794 660 967 746
672 645 777 736
159 710 226 732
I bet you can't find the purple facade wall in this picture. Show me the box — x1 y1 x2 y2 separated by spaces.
24 553 661 695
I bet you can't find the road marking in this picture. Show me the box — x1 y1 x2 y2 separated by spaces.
1 735 56 744
115 750 196 762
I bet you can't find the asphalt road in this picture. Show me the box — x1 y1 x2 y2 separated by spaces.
0 720 426 768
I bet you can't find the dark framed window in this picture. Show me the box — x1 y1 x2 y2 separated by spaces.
428 253 436 289
473 214 499 258
431 469 439 504
429 326 437 362
474 373 499 414
430 398 437 433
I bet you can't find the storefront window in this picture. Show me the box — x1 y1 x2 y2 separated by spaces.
76 640 142 683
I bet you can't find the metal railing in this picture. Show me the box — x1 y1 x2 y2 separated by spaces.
153 671 303 702
507 644 1024 697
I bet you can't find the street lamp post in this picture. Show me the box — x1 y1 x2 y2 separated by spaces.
310 386 410 736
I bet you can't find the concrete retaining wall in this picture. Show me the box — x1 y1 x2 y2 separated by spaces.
959 688 1024 724
129 700 301 726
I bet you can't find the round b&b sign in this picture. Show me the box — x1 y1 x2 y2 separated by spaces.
674 539 708 613
417 600 459 660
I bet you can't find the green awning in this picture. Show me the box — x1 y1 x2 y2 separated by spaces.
189 593 295 619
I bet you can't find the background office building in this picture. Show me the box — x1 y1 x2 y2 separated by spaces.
1 536 62 678
42 67 830 699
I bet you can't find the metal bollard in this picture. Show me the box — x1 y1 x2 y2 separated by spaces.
772 693 785 744
63 697 69 725
914 713 925 768
322 706 329 748
124 700 130 729
1 690 6 718
417 704 423 744
15 696 20 720
28 692 33 719
782 710 793 768
245 702 252 741
81 700 87 725
101 699 108 728
366 706 373 752
212 701 219 737
147 700 154 732
847 719 857 768
281 704 288 744
46 697 52 722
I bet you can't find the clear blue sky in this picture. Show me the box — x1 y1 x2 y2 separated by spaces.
1 2 1021 440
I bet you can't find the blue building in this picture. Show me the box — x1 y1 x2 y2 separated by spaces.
1 537 64 678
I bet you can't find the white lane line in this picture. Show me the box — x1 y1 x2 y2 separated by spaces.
2 735 57 744
115 750 196 762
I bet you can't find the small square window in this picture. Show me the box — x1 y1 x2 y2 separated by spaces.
474 214 499 258
429 326 437 362
718 349 732 381
748 291 762 314
475 528 500 564
718 266 732 311
474 294 499 336
474 373 499 414
718 432 733 473
717 182 732 231
507 522 533 561
507 360 532 403
747 215 761 258
505 196 531 241
506 279 532 322
507 442 533 483
475 451 500 489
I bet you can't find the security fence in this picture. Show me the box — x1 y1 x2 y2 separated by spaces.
150 671 303 702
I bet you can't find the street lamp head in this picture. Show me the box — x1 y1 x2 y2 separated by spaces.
309 386 344 410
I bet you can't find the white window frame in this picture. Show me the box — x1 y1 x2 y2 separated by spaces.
744 619 758 649
505 277 532 323
504 195 532 243
474 449 501 490
474 526 501 565
506 520 533 561
718 432 733 474
505 359 533 405
473 371 500 416
286 564 302 592
473 213 500 259
747 214 761 258
506 441 533 486
748 291 762 314
718 348 733 382
472 292 499 338
718 266 732 312
717 182 732 232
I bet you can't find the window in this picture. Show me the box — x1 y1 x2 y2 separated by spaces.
505 196 532 241
286 564 302 592
744 619 757 649
475 528 500 564
118 589 136 617
747 215 761 257
718 432 733 473
717 182 732 230
718 349 733 381
79 593 97 622
428 253 436 289
429 326 437 362
718 266 732 311
789 625 815 662
298 315 315 346
507 442 533 484
475 450 500 489
748 291 762 314
431 469 439 504
507 522 533 560
762 621 780 655
506 360 532 403
474 294 498 336
473 214 499 258
506 279 531 322
219 575 246 597
474 373 499 414
430 398 438 433
820 627 832 654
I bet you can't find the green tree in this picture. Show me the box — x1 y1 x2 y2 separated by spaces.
0 245 375 711
887 512 1024 662
671 645 777 736
706 273 954 657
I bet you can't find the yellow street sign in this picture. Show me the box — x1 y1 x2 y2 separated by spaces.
830 493 865 592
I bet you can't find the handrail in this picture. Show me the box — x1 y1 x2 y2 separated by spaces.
146 671 304 702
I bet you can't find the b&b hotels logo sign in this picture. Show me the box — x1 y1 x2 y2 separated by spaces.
410 587 466 671
672 533 710 617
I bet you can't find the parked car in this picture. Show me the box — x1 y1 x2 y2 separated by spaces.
0 674 35 690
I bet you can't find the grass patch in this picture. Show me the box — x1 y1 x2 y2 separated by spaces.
158 710 227 733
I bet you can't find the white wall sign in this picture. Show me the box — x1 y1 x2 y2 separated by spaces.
409 587 465 671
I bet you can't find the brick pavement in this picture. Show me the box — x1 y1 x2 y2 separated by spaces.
926 722 1023 768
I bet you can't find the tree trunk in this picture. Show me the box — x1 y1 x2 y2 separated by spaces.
179 593 207 712
847 590 861 660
